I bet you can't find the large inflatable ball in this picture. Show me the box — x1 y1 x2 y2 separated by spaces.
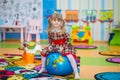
45 52 73 76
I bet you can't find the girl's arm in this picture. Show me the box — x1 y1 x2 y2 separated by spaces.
48 33 52 45
64 32 71 46
58 32 71 52
48 33 57 51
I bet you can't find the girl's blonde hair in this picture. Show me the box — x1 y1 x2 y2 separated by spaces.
47 12 66 34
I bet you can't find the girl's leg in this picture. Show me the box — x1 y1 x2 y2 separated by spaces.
39 47 49 73
67 54 80 79
38 56 46 73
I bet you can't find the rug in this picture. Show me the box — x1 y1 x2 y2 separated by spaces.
0 53 80 80
99 50 120 56
74 45 97 49
106 57 120 63
94 72 120 80
2 53 41 60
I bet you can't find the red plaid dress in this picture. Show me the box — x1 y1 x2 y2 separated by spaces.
41 31 76 57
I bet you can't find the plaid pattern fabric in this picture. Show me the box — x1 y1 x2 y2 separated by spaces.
42 32 76 56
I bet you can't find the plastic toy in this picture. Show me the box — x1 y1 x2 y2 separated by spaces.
45 52 73 76
70 25 93 44
22 42 41 64
70 10 96 44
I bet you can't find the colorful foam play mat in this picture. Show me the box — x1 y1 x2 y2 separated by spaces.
94 72 120 80
99 50 120 56
0 53 80 80
74 45 97 49
106 57 120 63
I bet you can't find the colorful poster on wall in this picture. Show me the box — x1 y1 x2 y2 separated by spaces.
99 10 113 22
82 10 97 23
65 10 79 22
0 0 42 32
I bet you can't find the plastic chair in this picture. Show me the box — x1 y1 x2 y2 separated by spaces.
0 19 4 42
27 19 41 42
0 29 2 42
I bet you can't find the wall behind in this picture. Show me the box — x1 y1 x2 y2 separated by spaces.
118 0 120 21
0 0 42 26
0 0 56 40
57 0 118 41
0 0 43 39
0 0 119 41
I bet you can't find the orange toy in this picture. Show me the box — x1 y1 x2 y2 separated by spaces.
22 51 34 64
22 42 42 64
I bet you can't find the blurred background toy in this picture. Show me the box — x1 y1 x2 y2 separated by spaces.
22 42 41 64
70 24 93 44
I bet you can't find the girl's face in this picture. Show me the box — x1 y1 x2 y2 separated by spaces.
51 18 62 28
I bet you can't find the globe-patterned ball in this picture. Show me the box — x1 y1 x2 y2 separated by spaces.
45 52 73 76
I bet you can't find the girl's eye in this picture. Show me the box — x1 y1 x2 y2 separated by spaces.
58 18 61 21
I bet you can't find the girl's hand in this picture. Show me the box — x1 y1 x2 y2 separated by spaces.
48 45 52 51
58 47 64 53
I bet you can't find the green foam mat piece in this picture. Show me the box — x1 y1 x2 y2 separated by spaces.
0 43 20 48
97 45 110 51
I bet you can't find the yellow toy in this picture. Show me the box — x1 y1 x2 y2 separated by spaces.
70 24 93 44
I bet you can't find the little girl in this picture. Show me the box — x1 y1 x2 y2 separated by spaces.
39 12 80 79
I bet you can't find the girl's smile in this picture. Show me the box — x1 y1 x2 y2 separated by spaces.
52 19 61 28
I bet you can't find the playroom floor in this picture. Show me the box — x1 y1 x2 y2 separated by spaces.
0 40 120 80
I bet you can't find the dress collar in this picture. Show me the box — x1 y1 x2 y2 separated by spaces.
51 27 61 33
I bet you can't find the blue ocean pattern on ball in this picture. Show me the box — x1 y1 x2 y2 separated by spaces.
45 52 73 76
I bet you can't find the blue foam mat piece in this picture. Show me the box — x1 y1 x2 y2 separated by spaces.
95 72 120 80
